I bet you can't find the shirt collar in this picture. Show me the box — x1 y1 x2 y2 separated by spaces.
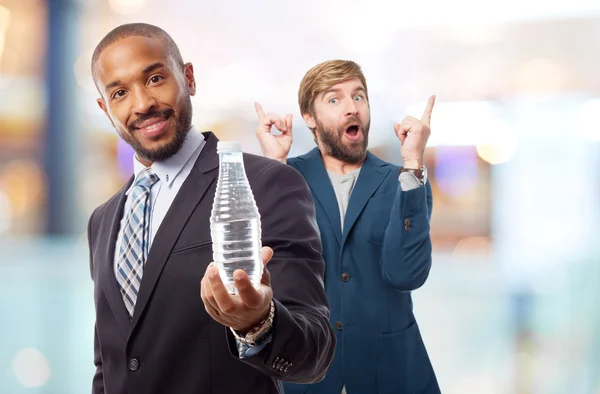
127 128 205 195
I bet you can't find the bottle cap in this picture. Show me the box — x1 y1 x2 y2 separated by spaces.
217 141 242 153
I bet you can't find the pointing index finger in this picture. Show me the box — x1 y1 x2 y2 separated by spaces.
421 95 436 125
254 102 266 119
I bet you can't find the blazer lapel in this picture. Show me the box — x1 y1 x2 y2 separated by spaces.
295 148 343 245
129 132 219 333
99 177 134 336
342 152 390 245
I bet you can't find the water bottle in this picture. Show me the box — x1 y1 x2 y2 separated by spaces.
210 141 263 294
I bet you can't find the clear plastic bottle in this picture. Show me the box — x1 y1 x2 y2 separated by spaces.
210 141 263 294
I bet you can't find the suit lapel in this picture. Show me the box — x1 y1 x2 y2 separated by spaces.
295 148 343 245
342 152 390 245
99 177 134 336
129 132 219 333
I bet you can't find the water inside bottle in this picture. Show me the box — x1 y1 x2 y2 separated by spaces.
210 145 263 294
211 218 262 294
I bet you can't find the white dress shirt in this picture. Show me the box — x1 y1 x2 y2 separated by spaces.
113 129 206 273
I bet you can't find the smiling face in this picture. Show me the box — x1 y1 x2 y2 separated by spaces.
304 78 371 164
93 35 196 166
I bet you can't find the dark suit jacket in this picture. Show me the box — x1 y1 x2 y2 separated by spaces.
87 132 335 394
284 149 440 394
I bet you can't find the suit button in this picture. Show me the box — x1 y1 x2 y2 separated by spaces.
128 358 140 372
335 321 343 331
341 273 350 282
404 218 411 226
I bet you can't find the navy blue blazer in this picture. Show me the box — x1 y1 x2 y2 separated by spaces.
284 148 440 394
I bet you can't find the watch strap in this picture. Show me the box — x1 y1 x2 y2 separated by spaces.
231 300 275 346
399 166 426 184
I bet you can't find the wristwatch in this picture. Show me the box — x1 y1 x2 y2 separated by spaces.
399 166 428 185
231 300 275 346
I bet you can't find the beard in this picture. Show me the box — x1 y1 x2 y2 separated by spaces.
315 116 370 164
124 95 193 163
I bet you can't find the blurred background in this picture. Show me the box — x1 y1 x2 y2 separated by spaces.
1 0 599 392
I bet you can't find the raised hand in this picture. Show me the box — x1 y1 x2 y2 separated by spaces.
254 102 293 164
393 95 436 169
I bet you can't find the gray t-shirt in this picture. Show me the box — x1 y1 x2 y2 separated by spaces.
326 167 361 230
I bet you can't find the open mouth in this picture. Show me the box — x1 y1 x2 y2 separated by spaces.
344 124 361 141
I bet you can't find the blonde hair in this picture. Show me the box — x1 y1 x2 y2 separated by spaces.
298 60 368 117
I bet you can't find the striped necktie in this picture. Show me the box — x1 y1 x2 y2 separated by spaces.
116 168 159 318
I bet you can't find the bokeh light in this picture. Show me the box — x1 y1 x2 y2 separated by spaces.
435 146 479 197
108 0 146 15
11 348 51 388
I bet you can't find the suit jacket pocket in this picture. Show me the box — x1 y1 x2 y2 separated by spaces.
376 322 433 394
171 240 212 256
165 241 213 281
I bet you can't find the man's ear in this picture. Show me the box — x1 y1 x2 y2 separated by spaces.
183 62 196 96
303 112 316 129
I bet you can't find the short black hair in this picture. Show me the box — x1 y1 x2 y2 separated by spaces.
91 23 184 83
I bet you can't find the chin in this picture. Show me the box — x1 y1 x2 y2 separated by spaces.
137 127 188 163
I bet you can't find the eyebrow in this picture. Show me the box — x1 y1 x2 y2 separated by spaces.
322 86 366 98
104 62 166 93
142 62 165 74
322 87 341 96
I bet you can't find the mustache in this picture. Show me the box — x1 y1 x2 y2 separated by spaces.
128 108 174 132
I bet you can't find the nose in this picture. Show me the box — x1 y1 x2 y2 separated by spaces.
344 98 359 117
132 86 157 115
